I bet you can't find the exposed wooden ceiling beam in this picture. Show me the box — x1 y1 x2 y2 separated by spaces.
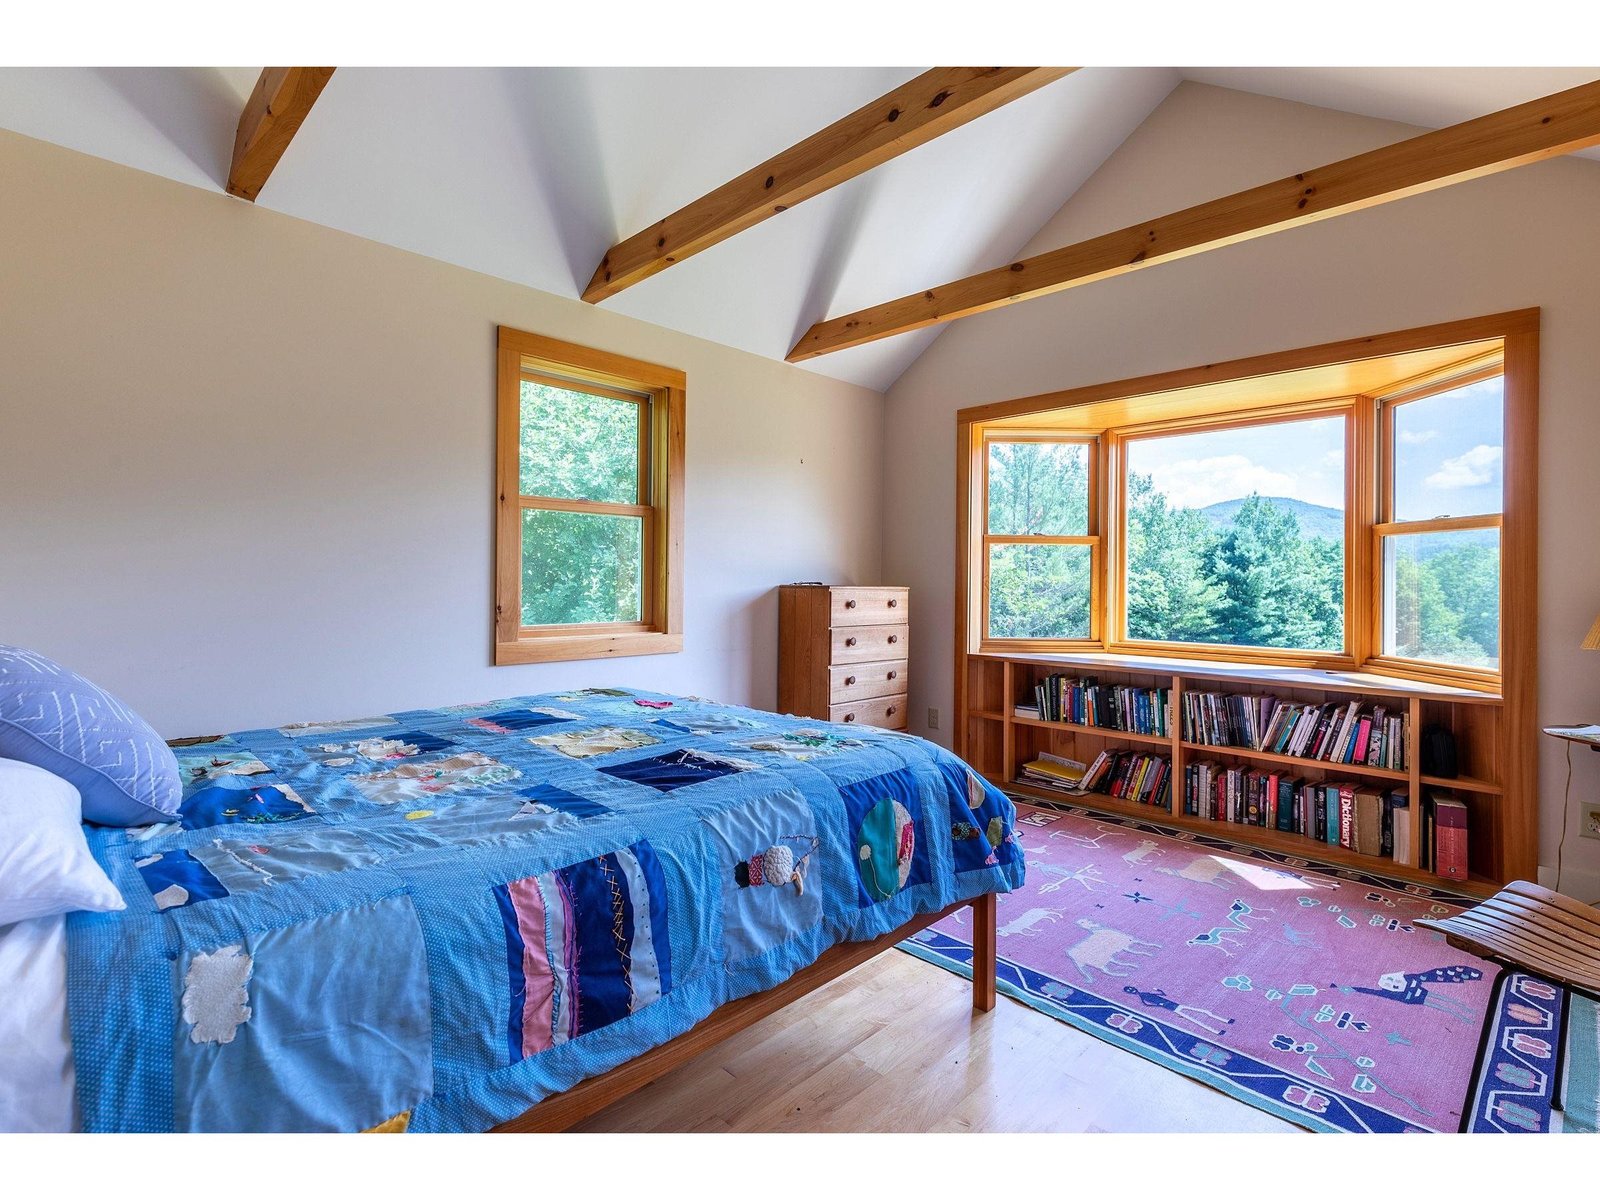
583 67 1075 303
227 67 336 202
788 80 1600 362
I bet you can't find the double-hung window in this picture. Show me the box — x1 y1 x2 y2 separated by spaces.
1375 368 1503 675
982 435 1098 643
494 328 684 664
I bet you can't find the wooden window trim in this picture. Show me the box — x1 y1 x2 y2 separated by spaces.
956 310 1534 697
495 327 685 665
1104 401 1361 669
977 431 1102 651
1366 361 1510 687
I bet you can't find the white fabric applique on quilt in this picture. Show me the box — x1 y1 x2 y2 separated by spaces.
182 944 253 1044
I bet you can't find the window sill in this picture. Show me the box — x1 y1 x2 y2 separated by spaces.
969 646 1502 702
495 631 683 665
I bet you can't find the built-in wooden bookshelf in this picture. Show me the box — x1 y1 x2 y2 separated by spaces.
960 650 1531 896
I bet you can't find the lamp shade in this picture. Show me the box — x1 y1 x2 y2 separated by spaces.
1585 612 1600 651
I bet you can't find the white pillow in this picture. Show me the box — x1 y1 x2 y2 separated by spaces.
0 757 125 924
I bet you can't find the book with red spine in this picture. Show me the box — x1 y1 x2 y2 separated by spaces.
1434 796 1469 881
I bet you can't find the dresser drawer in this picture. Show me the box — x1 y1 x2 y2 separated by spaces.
829 660 907 704
829 693 909 730
830 622 907 664
830 587 908 627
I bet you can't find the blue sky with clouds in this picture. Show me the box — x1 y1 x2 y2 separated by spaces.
1125 376 1503 518
1128 415 1346 510
1391 376 1504 520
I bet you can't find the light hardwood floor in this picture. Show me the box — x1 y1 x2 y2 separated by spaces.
574 949 1299 1133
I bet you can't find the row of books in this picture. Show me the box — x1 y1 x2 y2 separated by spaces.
1180 692 1406 771
1019 674 1171 737
1018 750 1173 809
1179 761 1468 879
1182 761 1404 851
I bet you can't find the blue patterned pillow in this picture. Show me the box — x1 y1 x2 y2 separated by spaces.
0 645 180 826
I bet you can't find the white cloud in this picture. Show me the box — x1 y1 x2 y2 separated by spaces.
1398 429 1439 445
1426 444 1502 490
1145 454 1302 510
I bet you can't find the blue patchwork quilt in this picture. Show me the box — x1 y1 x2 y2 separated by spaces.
67 687 1023 1132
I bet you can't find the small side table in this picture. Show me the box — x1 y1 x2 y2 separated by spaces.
1544 725 1600 751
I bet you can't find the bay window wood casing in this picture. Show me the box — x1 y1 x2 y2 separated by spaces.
955 310 1539 886
960 311 1535 692
495 328 684 665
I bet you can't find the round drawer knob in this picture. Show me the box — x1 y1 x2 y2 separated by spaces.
887 706 897 716
887 634 898 644
844 675 857 685
887 671 898 680
845 599 857 609
843 712 856 722
845 636 857 647
888 599 898 608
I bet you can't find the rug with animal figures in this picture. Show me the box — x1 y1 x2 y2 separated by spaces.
901 801 1597 1133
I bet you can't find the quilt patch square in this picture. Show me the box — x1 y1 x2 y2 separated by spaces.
494 841 673 1062
180 778 317 831
190 828 385 895
731 728 867 761
350 751 519 804
529 726 660 759
171 896 432 1132
136 848 229 910
512 782 609 823
706 789 822 962
598 748 759 792
936 760 1020 873
466 709 577 735
278 716 399 739
836 767 933 907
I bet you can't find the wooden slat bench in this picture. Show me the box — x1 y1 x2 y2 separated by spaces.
1416 881 1600 1000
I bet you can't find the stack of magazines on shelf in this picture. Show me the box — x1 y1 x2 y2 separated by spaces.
1029 674 1170 736
1182 760 1411 860
1018 752 1087 794
1181 692 1406 770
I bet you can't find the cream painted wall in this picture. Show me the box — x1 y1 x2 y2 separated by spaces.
884 83 1600 897
0 129 884 737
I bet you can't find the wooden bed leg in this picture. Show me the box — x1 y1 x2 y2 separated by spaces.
972 892 997 1012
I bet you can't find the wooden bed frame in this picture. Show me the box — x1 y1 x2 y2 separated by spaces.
493 891 998 1132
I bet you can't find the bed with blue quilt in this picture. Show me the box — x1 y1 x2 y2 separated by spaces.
67 687 1023 1132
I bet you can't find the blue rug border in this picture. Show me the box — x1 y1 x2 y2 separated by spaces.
902 930 1424 1133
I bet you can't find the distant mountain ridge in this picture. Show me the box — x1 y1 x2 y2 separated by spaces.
1198 496 1345 541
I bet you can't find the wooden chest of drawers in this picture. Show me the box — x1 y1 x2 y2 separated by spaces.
778 584 908 730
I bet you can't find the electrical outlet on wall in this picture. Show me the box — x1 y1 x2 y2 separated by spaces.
1582 801 1600 840
927 708 940 730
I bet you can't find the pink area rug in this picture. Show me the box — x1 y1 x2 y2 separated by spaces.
903 801 1580 1133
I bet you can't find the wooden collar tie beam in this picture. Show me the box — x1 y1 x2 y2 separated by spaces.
788 80 1600 361
227 67 336 202
583 67 1074 303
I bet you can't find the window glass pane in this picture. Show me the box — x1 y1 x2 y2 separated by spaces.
987 441 1090 535
521 509 643 626
1123 417 1346 652
988 544 1091 639
519 379 640 503
1382 529 1500 669
1392 375 1503 521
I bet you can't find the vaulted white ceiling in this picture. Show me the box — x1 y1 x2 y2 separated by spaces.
1 66 1595 392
